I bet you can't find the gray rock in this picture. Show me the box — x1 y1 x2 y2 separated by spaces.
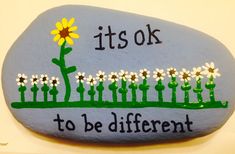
2 5 235 144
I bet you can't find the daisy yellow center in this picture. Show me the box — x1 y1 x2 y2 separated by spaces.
59 27 69 38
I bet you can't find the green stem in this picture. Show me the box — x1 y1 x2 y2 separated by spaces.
193 79 203 103
77 81 85 102
172 87 176 103
49 86 58 102
96 82 104 102
41 84 49 102
119 79 128 102
209 89 215 102
88 86 95 102
205 76 216 102
158 90 163 102
19 85 26 102
112 89 117 102
31 84 39 102
184 90 189 103
129 83 137 102
155 80 165 102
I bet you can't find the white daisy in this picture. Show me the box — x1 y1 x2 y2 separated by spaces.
179 68 191 82
139 68 150 79
16 73 27 86
75 72 86 83
128 72 139 83
108 72 119 82
30 75 39 85
202 62 221 78
153 69 165 81
191 67 204 81
167 67 178 78
50 77 60 87
96 70 106 82
40 74 49 84
119 70 128 81
86 75 97 86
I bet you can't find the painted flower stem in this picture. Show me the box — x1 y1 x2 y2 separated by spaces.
118 79 128 102
155 80 165 102
52 41 76 102
129 83 138 102
181 82 191 103
109 82 118 102
49 86 58 102
76 81 85 102
193 79 203 103
168 77 178 103
18 85 26 102
30 84 39 102
96 82 104 102
206 76 216 102
139 79 149 102
88 86 96 101
41 84 49 102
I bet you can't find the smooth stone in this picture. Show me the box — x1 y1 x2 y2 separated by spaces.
2 5 235 144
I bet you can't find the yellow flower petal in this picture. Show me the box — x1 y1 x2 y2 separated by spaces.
56 22 63 31
69 33 80 39
69 26 78 31
53 34 60 42
66 36 74 45
62 18 68 28
51 29 59 35
68 18 75 27
58 38 65 46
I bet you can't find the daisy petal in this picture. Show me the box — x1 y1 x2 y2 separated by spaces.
58 38 65 46
69 26 78 31
56 22 63 31
68 18 75 27
51 29 59 35
53 34 60 42
69 33 80 38
66 37 74 45
62 18 68 28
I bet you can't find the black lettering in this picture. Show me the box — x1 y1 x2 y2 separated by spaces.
162 121 170 132
151 120 161 132
109 112 117 132
171 120 185 133
105 25 116 49
94 26 105 50
134 113 141 133
119 117 125 133
185 114 193 132
65 120 75 131
134 30 145 45
142 120 151 132
53 114 64 132
118 31 128 49
146 24 161 45
81 114 93 132
95 122 102 133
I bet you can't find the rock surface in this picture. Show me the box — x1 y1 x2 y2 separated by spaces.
2 5 235 143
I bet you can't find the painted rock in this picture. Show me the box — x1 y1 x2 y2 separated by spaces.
2 5 235 144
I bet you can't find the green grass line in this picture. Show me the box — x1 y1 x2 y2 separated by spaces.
11 101 228 109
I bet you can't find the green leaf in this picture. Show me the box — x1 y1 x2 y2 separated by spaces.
52 58 61 67
66 66 77 74
63 47 72 55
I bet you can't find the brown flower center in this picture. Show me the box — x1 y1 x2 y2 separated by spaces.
208 68 214 73
19 77 25 83
182 73 190 80
59 27 69 38
131 75 136 81
33 78 37 82
111 75 117 79
99 75 104 79
157 72 162 77
195 71 201 76
142 71 147 77
169 69 176 75
78 76 84 81
42 77 47 82
52 80 57 85
90 78 94 83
